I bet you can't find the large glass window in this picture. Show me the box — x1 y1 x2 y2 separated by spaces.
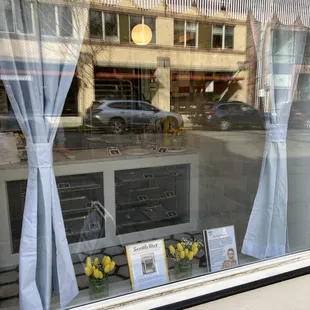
89 10 119 41
174 20 197 47
212 25 234 49
1 1 310 310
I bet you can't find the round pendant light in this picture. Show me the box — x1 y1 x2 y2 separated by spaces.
131 24 152 45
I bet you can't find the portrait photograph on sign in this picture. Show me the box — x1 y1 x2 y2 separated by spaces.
203 225 239 272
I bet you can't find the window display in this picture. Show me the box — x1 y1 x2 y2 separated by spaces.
1 0 310 309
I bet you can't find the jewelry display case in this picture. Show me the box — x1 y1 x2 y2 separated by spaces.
115 164 190 235
6 173 105 254
0 150 199 267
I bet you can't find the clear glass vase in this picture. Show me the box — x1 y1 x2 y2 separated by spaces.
89 276 109 299
175 260 192 279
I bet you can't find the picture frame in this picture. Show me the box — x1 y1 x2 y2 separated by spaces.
126 239 169 291
203 225 239 273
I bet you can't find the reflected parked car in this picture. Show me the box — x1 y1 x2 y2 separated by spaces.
190 101 265 131
289 101 310 129
84 100 184 134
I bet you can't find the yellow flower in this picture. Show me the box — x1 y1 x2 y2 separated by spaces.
84 266 92 276
179 250 185 259
177 243 183 252
169 245 176 255
93 269 101 279
103 256 111 266
109 261 116 272
191 242 198 250
187 251 194 261
94 257 99 266
98 271 103 279
184 249 189 256
102 256 108 265
86 257 92 269
192 247 198 256
104 264 110 274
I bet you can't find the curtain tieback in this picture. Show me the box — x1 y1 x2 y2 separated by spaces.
27 142 53 168
266 124 288 142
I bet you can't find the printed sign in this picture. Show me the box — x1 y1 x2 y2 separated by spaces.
203 225 238 272
126 239 169 290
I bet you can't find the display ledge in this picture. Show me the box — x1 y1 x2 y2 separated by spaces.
69 251 310 310
0 148 196 171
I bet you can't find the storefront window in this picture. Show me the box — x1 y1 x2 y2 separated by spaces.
1 1 310 310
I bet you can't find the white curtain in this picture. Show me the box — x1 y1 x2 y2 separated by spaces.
0 1 89 309
242 18 307 259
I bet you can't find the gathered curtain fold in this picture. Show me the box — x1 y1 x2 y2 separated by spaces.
242 17 308 259
0 1 89 309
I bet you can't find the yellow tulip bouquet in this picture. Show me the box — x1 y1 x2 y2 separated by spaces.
85 256 116 296
168 238 203 275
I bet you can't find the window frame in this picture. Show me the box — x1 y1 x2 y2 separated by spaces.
39 4 73 38
89 10 120 42
129 15 156 44
211 24 234 50
174 20 199 48
0 0 35 35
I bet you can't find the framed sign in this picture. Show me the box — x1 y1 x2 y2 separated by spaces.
203 225 238 272
126 239 169 290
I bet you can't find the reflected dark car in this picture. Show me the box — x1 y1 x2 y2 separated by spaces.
289 101 310 129
84 100 184 134
190 101 265 131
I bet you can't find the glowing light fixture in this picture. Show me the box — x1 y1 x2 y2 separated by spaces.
131 24 152 45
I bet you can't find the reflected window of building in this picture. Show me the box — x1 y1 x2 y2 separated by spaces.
89 10 119 41
0 0 33 34
129 15 156 44
212 25 234 49
58 6 73 37
39 3 72 37
174 20 198 47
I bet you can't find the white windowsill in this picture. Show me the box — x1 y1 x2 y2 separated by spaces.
71 250 310 310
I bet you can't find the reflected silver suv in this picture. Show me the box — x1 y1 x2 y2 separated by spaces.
84 100 184 134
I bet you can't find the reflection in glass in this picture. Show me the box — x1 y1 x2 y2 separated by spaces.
90 10 103 39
